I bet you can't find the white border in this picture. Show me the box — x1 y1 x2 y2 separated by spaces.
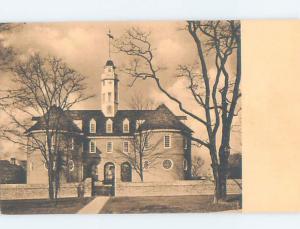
1 0 300 228
0 0 298 22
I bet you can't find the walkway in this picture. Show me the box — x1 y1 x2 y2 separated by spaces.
77 196 110 214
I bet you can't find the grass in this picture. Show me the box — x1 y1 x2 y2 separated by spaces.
1 195 241 214
0 197 94 214
100 195 242 213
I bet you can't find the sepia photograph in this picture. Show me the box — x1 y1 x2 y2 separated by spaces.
0 21 242 214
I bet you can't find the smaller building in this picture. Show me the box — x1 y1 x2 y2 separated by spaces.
0 159 26 184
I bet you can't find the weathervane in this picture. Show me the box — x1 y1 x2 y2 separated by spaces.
107 29 114 59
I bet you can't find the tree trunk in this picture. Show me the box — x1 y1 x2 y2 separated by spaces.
139 162 144 182
48 171 54 200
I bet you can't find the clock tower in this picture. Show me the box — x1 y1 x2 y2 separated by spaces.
101 60 119 117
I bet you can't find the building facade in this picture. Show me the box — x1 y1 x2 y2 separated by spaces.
26 60 193 184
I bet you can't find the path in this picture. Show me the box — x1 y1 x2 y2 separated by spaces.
77 196 110 214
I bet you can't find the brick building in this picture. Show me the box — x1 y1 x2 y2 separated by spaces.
26 59 193 184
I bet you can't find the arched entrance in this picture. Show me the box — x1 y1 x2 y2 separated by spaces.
104 162 115 184
121 162 132 182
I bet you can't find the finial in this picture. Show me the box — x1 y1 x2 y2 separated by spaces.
107 29 114 60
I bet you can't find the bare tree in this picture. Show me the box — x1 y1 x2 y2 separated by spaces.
127 91 157 110
116 128 162 182
0 23 18 71
114 21 241 202
117 94 161 182
191 155 205 177
0 53 92 199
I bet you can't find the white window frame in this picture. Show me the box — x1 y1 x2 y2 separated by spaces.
123 118 130 133
51 134 55 150
71 137 74 150
68 160 75 172
184 137 188 150
106 119 113 133
183 159 188 171
90 140 96 153
90 119 96 133
136 119 145 130
164 135 171 148
106 141 113 153
123 141 129 153
144 136 149 149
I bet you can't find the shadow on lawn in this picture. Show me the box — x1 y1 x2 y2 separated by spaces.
0 197 94 214
100 195 242 214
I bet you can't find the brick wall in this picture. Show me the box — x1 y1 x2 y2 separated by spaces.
115 179 242 197
95 131 188 182
27 133 84 184
0 178 92 200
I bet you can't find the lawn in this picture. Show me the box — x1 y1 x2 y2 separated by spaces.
0 197 94 214
100 195 242 213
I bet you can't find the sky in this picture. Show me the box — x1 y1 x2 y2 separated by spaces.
0 21 241 172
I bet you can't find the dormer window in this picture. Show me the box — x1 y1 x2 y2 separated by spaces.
89 119 96 133
106 119 113 133
123 118 130 133
136 120 145 130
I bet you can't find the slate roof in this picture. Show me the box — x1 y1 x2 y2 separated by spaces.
26 106 82 134
27 104 192 135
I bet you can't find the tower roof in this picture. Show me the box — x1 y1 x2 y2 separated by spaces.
105 60 115 68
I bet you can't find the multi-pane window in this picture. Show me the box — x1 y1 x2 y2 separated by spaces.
90 140 96 153
106 119 113 133
164 135 171 148
163 159 173 170
144 137 149 149
123 141 129 153
106 141 113 153
123 119 130 133
90 119 96 133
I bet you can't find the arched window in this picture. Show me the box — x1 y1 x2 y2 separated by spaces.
106 119 113 133
104 162 115 184
121 162 132 182
89 119 96 133
123 118 130 133
68 160 75 172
